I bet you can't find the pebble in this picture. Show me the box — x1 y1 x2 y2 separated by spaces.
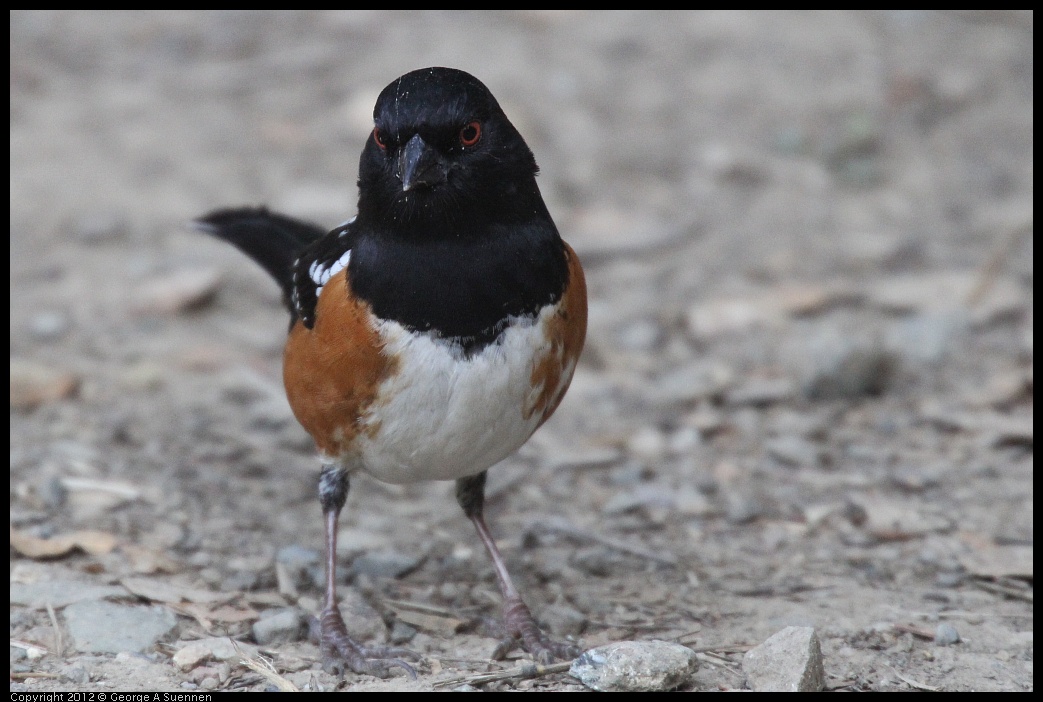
934 623 960 646
567 205 683 261
765 435 823 468
9 360 80 410
647 361 734 406
60 665 90 684
742 626 825 692
543 602 588 638
333 588 388 644
348 549 423 579
615 318 663 352
132 267 222 315
570 640 699 692
888 309 969 364
28 311 70 341
64 601 178 654
172 637 258 671
389 619 418 645
276 544 321 592
9 580 127 609
725 493 766 525
570 546 635 577
252 608 306 645
625 426 668 463
72 211 129 244
602 483 675 515
726 377 796 407
803 346 898 400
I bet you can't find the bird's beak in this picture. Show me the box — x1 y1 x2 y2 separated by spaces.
398 134 447 192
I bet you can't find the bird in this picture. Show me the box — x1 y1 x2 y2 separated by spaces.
195 67 587 678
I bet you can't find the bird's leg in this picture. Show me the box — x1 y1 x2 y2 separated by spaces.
317 465 420 678
456 472 581 663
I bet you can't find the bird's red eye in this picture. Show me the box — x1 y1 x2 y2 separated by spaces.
373 127 387 150
459 121 481 147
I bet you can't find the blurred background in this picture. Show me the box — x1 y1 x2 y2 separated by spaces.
10 11 1033 692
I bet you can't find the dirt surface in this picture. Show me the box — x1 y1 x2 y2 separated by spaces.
10 11 1033 692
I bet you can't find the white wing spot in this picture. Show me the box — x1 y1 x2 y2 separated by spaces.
310 250 352 297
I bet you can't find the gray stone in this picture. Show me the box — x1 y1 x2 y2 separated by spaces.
64 601 178 654
765 435 823 467
804 347 898 400
543 603 588 638
742 626 824 692
570 640 699 692
9 580 128 609
252 608 306 645
934 623 960 646
348 550 423 579
29 311 70 341
60 665 90 684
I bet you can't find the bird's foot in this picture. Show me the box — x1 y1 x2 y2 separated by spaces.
489 596 582 663
318 606 421 679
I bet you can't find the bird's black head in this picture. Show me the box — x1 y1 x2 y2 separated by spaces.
356 67 542 236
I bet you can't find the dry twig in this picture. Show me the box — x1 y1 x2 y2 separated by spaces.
433 661 573 688
234 642 299 692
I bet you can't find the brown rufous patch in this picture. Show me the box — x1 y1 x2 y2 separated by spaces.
283 272 396 456
526 242 587 427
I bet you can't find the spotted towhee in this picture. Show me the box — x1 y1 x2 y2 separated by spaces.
196 67 587 677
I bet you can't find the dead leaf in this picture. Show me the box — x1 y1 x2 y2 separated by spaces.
958 535 1033 580
121 576 235 604
10 526 118 559
183 602 260 624
389 608 466 637
122 544 181 574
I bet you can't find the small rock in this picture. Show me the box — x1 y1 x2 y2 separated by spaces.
726 377 795 407
60 665 90 684
28 311 70 341
348 550 423 579
543 603 588 638
333 588 387 644
172 637 258 671
133 267 222 315
765 435 822 468
804 347 898 400
10 360 80 410
742 626 824 692
64 601 178 654
934 623 960 646
686 297 781 339
570 640 699 692
625 427 668 463
647 362 734 405
9 580 127 609
615 318 663 352
725 493 766 525
570 546 634 577
603 484 675 515
72 211 129 243
276 544 321 592
252 608 306 646
567 205 683 261
389 619 418 645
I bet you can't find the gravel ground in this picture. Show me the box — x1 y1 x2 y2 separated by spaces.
10 11 1033 692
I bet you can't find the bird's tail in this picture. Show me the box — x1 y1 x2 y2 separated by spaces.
194 207 326 311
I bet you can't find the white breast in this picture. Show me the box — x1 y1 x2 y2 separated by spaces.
345 304 561 484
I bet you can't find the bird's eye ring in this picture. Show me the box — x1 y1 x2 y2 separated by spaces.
459 121 481 147
373 127 387 150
